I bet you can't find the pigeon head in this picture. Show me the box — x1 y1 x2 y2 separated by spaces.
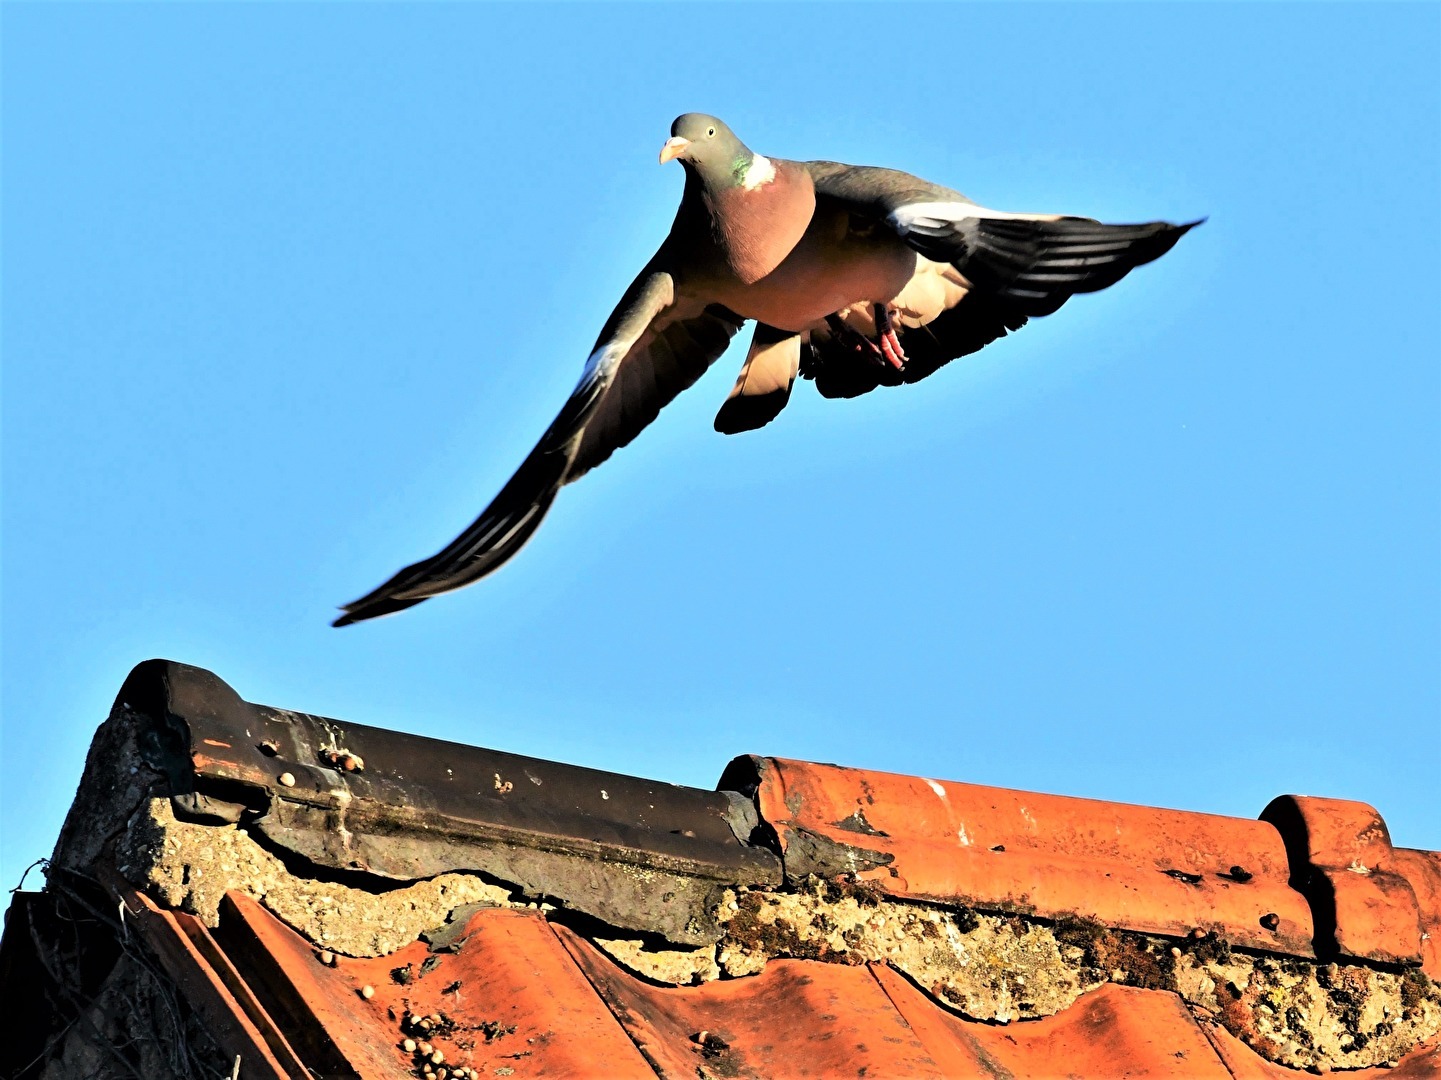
659 114 758 188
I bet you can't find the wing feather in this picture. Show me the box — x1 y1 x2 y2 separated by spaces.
334 271 742 625
801 161 1199 396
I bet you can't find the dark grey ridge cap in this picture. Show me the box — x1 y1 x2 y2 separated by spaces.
73 659 782 943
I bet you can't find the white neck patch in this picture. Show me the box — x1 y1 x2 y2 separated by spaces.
742 154 776 191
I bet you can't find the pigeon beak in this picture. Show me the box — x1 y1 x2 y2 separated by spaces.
659 136 690 164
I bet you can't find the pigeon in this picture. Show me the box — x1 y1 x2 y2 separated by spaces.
334 114 1199 625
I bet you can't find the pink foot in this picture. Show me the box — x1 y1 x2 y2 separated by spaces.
873 305 908 372
823 309 909 374
825 314 883 363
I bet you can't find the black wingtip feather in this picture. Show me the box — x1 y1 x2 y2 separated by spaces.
329 451 568 627
964 216 1201 313
802 213 1200 401
332 594 425 627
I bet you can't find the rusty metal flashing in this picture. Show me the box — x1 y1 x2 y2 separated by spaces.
102 660 780 944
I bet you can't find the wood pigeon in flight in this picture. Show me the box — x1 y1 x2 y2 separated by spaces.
334 114 1199 625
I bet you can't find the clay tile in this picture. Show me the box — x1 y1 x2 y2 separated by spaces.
1392 848 1441 980
116 887 305 1079
871 964 1233 1078
728 756 1314 954
214 891 433 1076
1261 795 1425 965
554 923 951 1077
1199 1015 1441 1079
216 893 652 1078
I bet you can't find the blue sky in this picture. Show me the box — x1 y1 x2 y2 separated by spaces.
3 4 1437 896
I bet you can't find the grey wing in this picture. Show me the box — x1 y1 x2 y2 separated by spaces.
334 271 743 625
802 161 1199 398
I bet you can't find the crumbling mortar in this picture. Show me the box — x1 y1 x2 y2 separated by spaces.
677 879 1439 1073
115 798 524 957
114 801 1441 1072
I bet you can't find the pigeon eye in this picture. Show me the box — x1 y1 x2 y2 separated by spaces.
706 127 716 137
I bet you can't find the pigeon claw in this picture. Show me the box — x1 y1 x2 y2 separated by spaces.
823 311 908 374
873 304 908 373
824 314 883 364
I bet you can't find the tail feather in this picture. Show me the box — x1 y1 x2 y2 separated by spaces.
714 323 801 434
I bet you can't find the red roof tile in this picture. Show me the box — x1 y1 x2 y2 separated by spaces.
9 662 1440 1078
215 890 424 1077
1394 847 1441 980
117 884 306 1079
557 925 946 1078
733 755 1318 956
1199 1017 1441 1079
1262 795 1428 967
222 893 655 1079
874 964 1235 1079
77 888 1440 1079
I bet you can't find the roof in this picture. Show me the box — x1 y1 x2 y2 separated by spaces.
4 659 1439 1079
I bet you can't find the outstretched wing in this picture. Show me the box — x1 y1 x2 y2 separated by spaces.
802 161 1198 397
334 271 743 625
886 202 1198 316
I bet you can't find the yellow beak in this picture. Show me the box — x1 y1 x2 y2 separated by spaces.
659 136 690 164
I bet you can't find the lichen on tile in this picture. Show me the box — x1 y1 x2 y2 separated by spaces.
716 879 1097 1022
705 878 1441 1070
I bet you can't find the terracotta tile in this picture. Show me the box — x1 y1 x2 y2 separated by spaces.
1261 796 1424 965
362 907 655 1079
116 887 306 1079
1198 1015 1441 1079
737 757 1314 955
872 965 1232 1079
219 896 654 1079
214 891 421 1078
1392 848 1441 981
861 964 1033 1078
555 924 947 1078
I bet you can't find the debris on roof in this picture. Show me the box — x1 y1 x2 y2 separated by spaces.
4 659 1439 1079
